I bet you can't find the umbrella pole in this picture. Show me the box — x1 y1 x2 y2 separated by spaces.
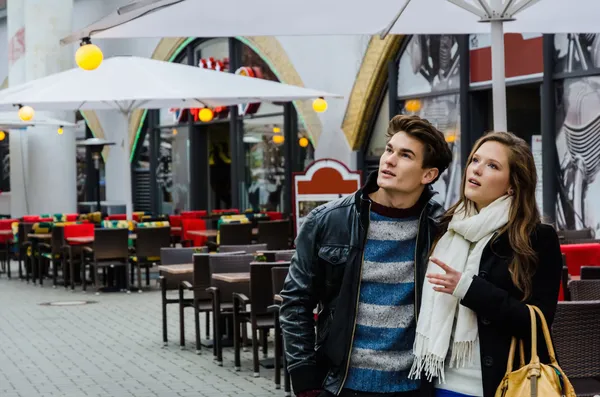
123 111 134 220
490 19 508 131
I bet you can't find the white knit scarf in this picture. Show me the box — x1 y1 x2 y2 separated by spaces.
409 195 512 382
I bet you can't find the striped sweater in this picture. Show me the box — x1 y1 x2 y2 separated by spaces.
344 203 421 393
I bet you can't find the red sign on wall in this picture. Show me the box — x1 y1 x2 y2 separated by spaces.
470 33 543 85
292 159 362 235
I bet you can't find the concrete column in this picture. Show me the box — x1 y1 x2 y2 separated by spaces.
23 0 77 214
7 0 28 217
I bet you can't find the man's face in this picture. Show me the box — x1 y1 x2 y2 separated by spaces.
377 131 436 194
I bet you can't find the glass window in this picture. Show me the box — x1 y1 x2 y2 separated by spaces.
168 126 190 213
555 76 600 236
397 94 461 208
242 104 285 212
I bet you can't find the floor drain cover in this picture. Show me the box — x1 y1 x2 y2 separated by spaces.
39 301 98 306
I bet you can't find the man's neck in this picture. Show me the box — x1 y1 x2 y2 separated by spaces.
369 187 425 210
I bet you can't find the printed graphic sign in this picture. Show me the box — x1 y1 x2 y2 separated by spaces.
292 159 362 235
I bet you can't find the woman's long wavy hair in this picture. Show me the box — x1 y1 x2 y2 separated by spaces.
437 131 541 299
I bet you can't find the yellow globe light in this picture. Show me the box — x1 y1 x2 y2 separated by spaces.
445 134 456 143
172 128 178 136
273 134 285 145
312 97 328 113
405 99 422 113
75 38 103 71
0 131 5 141
57 127 64 135
298 137 309 147
18 105 35 121
199 108 214 122
273 127 281 133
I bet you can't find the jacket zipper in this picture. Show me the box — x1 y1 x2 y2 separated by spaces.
337 201 371 395
413 206 426 322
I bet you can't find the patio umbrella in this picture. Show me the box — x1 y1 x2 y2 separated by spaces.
0 112 76 129
0 55 340 218
61 0 600 131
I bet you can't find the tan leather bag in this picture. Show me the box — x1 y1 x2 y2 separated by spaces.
494 305 576 397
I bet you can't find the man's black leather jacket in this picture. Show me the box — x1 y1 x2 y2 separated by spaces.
279 172 444 396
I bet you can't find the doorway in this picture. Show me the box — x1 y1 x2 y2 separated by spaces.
470 82 542 146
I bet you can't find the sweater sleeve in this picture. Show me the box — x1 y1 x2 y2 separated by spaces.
459 224 563 339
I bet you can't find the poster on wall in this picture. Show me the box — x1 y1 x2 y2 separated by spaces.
293 159 362 235
398 35 460 97
531 135 543 211
397 35 462 210
555 76 600 237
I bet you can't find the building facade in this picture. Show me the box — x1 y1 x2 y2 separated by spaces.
0 1 598 236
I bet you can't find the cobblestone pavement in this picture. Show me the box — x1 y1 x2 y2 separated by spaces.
0 262 284 397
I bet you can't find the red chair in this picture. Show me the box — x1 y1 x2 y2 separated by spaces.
169 215 182 233
63 223 95 290
65 214 79 222
106 214 127 221
266 211 283 221
0 219 17 278
22 215 40 222
213 209 240 215
181 211 207 219
181 219 207 247
64 223 95 243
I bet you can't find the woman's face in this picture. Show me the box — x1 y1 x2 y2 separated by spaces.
464 141 512 210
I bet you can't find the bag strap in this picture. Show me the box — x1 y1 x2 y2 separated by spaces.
506 336 518 373
505 305 538 373
527 305 538 364
529 305 559 365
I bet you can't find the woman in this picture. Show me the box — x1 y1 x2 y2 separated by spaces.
408 131 563 397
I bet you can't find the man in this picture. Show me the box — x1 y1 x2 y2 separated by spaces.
280 115 453 397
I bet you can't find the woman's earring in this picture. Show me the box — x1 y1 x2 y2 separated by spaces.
508 188 514 196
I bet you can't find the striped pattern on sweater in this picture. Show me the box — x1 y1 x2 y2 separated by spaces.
344 211 420 393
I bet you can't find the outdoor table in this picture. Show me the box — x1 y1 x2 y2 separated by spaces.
27 233 52 239
560 243 600 276
188 229 258 238
211 272 250 283
157 264 193 275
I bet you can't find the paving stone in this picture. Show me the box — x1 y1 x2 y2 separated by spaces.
0 261 284 397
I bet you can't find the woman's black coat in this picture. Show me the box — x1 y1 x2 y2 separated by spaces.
424 223 563 397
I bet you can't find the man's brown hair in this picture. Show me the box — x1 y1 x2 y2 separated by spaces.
386 114 453 184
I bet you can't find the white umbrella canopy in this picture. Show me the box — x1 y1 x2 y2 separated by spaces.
0 56 340 112
61 0 600 131
61 0 599 40
0 112 76 129
0 55 340 218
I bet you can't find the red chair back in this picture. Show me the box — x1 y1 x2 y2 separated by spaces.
64 223 95 239
0 219 17 243
266 211 283 221
213 209 239 215
22 215 40 222
106 214 127 221
169 215 182 227
181 211 207 219
65 214 79 222
182 218 207 247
